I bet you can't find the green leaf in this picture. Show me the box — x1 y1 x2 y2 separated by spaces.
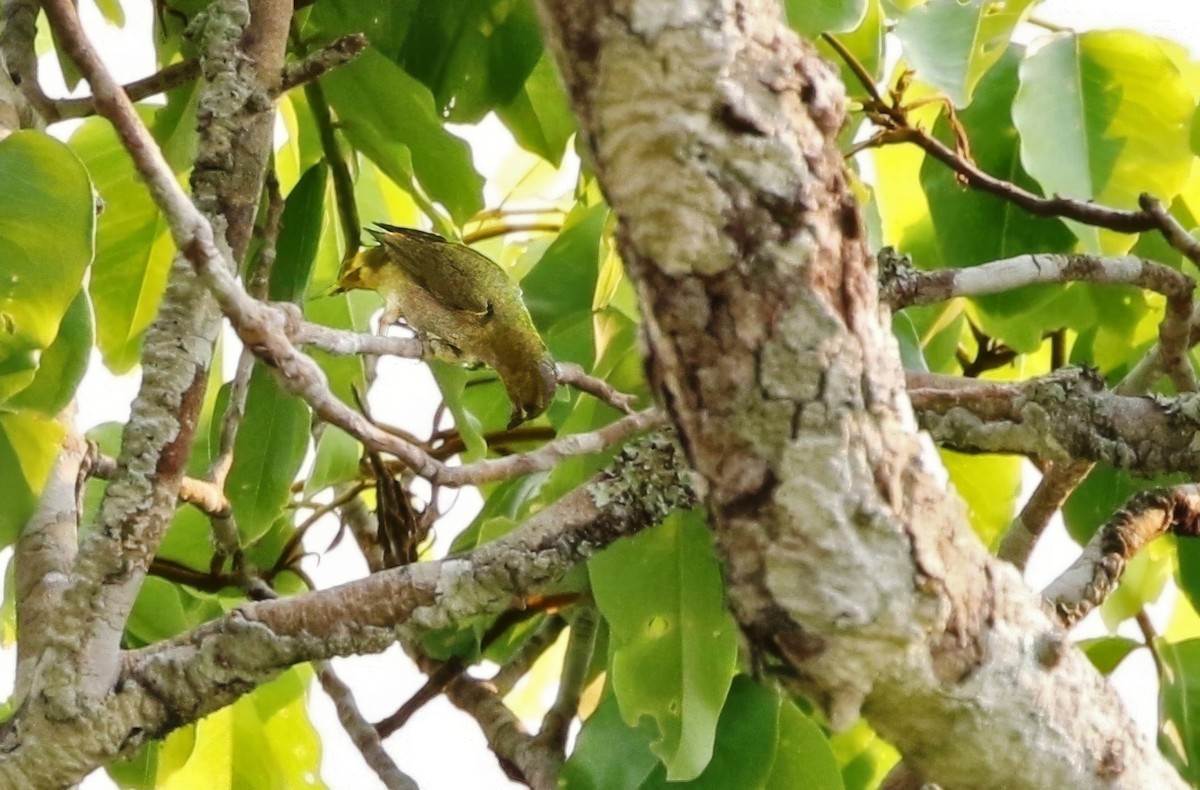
785 0 868 37
522 203 608 333
590 510 738 781
395 0 543 123
919 45 1076 353
768 694 845 790
495 53 577 166
8 291 93 416
270 163 329 304
563 690 660 790
0 131 94 399
125 577 221 647
1077 636 1141 675
146 667 325 790
830 719 899 790
71 117 173 372
938 450 1020 550
817 0 884 88
305 426 361 495
895 0 1035 107
1014 31 1195 252
1158 638 1200 784
0 412 64 548
90 0 126 26
565 678 843 790
321 48 485 223
225 366 312 542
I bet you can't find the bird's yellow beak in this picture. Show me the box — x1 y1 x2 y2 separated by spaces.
323 279 347 297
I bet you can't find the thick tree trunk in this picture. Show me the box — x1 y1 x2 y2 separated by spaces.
536 1 1183 786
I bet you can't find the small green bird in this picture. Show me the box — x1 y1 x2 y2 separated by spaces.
331 223 556 428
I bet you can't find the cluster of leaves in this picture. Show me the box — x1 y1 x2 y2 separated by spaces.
4 0 848 786
804 0 1200 785
8 0 1200 786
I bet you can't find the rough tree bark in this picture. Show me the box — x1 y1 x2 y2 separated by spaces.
536 1 1183 787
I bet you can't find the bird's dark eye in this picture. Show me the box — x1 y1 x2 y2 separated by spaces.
482 301 495 322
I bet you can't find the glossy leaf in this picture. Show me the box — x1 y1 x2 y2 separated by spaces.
1014 31 1195 252
565 678 842 790
224 366 312 542
70 117 172 372
522 204 608 333
895 0 1035 107
7 290 93 416
395 0 543 123
270 163 329 304
784 0 868 37
495 53 576 166
321 48 485 223
590 510 738 781
0 131 94 400
1078 636 1141 676
919 46 1076 352
1159 638 1200 784
939 450 1021 550
830 719 899 790
305 427 361 495
142 667 325 790
817 0 884 88
0 411 65 548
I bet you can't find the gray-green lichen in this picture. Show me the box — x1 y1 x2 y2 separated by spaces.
589 430 696 520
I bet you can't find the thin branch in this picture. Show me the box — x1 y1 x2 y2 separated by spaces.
997 460 1090 569
823 34 1156 235
882 250 1197 392
462 222 563 245
279 33 367 94
907 368 1200 478
488 616 568 697
536 606 597 754
91 453 232 519
1043 485 1200 627
1141 194 1200 268
306 78 361 260
119 433 693 767
0 0 54 122
54 59 200 120
555 362 638 413
316 661 418 790
439 672 559 790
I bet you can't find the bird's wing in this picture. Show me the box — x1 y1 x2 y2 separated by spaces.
368 224 494 316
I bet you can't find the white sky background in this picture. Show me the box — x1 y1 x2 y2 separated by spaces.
10 0 1200 788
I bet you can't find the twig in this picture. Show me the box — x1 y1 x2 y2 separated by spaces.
1142 194 1200 273
823 34 1157 235
536 607 597 754
488 616 568 697
882 250 1197 392
316 661 418 790
462 222 563 245
1134 609 1165 678
907 368 1200 478
0 0 54 122
306 78 361 260
997 460 1091 569
279 34 367 94
1043 485 1200 627
54 59 201 120
376 596 578 738
555 362 638 413
91 453 231 519
438 669 560 789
